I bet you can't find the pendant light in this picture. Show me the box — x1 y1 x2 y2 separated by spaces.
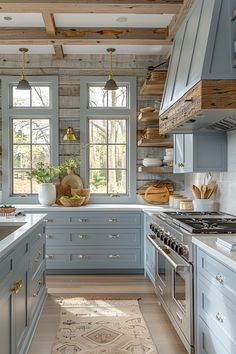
104 48 118 91
63 127 76 141
16 48 31 90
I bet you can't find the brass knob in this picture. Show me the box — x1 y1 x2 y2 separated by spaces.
10 279 23 294
216 273 224 284
178 162 185 168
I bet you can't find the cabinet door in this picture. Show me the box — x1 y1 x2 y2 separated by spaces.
0 285 13 354
174 134 184 173
14 242 29 354
145 237 155 284
183 134 193 172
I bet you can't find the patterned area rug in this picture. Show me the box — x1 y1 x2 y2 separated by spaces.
51 298 158 354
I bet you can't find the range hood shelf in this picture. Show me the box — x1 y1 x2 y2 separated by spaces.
159 0 236 134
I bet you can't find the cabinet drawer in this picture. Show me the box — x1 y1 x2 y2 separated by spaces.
46 248 142 269
30 223 45 250
45 212 141 226
0 251 14 290
198 276 236 351
198 249 236 304
46 228 141 247
30 239 45 279
197 317 231 354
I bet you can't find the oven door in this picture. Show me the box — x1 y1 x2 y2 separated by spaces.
147 235 193 346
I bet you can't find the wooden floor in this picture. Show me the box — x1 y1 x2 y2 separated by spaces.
28 275 188 354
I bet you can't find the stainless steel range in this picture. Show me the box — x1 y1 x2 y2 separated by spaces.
147 211 236 354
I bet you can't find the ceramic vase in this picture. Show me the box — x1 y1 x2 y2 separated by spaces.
38 183 56 206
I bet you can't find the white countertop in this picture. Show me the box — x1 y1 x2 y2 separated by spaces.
15 203 171 213
193 235 236 271
0 214 47 259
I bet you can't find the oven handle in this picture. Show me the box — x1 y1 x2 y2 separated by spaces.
147 235 190 272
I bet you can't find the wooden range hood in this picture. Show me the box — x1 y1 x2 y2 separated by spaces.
159 0 236 134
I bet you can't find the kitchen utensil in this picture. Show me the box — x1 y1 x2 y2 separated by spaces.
191 185 201 199
200 184 207 199
206 184 218 199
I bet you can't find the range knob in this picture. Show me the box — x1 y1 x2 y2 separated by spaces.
178 246 188 256
163 232 170 245
150 224 155 232
170 239 177 249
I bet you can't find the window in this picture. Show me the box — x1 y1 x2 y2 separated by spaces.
80 76 136 203
1 76 58 203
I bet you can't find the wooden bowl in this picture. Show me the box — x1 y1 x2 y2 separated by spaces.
71 188 90 205
59 196 85 207
140 107 155 113
0 207 16 215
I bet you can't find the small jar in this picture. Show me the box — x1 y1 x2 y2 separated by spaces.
173 196 187 209
180 200 193 211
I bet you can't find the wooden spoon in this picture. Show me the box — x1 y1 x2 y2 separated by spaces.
206 184 218 199
191 185 201 199
201 184 207 199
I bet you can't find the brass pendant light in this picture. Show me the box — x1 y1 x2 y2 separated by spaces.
16 48 31 90
104 48 118 91
63 127 76 141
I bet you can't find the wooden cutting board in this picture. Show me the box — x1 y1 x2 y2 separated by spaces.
144 185 170 204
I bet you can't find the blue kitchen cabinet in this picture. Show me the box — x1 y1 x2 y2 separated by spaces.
144 214 155 285
195 247 236 353
0 221 46 354
174 131 227 173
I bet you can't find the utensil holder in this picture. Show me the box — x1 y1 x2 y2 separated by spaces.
193 199 215 212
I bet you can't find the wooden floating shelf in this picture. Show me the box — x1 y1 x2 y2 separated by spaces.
137 138 173 147
138 111 159 123
140 70 167 96
138 165 173 173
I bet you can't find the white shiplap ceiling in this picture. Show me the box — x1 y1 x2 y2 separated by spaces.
0 12 174 55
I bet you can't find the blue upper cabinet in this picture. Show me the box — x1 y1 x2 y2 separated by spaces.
159 0 236 134
174 131 227 173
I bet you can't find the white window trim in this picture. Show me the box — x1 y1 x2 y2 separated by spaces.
1 75 58 204
80 76 137 204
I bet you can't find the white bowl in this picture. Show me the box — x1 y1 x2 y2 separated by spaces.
143 161 162 167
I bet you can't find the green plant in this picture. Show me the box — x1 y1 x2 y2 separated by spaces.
26 162 60 184
59 157 81 173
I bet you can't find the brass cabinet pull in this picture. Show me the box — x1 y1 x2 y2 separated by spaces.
37 233 42 240
158 285 163 296
108 218 118 223
33 281 42 298
46 255 55 260
10 279 23 294
184 98 193 103
216 312 224 323
78 235 88 239
216 273 224 284
46 234 53 239
108 234 120 239
34 251 42 262
176 312 183 323
109 254 120 259
79 218 88 223
79 254 89 259
161 116 168 121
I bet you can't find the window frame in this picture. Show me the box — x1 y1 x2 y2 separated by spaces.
1 75 58 204
80 76 136 204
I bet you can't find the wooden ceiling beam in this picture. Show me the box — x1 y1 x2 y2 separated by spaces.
0 1 183 14
168 0 193 39
42 13 64 59
0 27 172 45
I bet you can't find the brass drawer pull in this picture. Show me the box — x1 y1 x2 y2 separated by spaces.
178 162 185 168
216 312 224 323
10 279 23 294
79 218 88 223
216 274 224 284
46 255 55 260
46 234 53 239
37 233 42 240
184 98 193 103
158 285 163 296
33 281 42 298
34 251 42 262
161 116 168 121
108 218 118 223
176 312 183 323
45 219 53 223
108 234 120 239
109 254 120 259
78 235 88 239
79 254 89 259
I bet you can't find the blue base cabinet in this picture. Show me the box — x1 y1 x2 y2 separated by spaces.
195 247 236 354
0 221 46 354
42 211 143 273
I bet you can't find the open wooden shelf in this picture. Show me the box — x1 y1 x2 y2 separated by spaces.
140 70 167 96
137 137 173 147
138 111 159 123
137 165 173 173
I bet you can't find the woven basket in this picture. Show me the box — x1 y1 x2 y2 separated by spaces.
71 188 90 205
59 196 85 207
0 207 16 215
